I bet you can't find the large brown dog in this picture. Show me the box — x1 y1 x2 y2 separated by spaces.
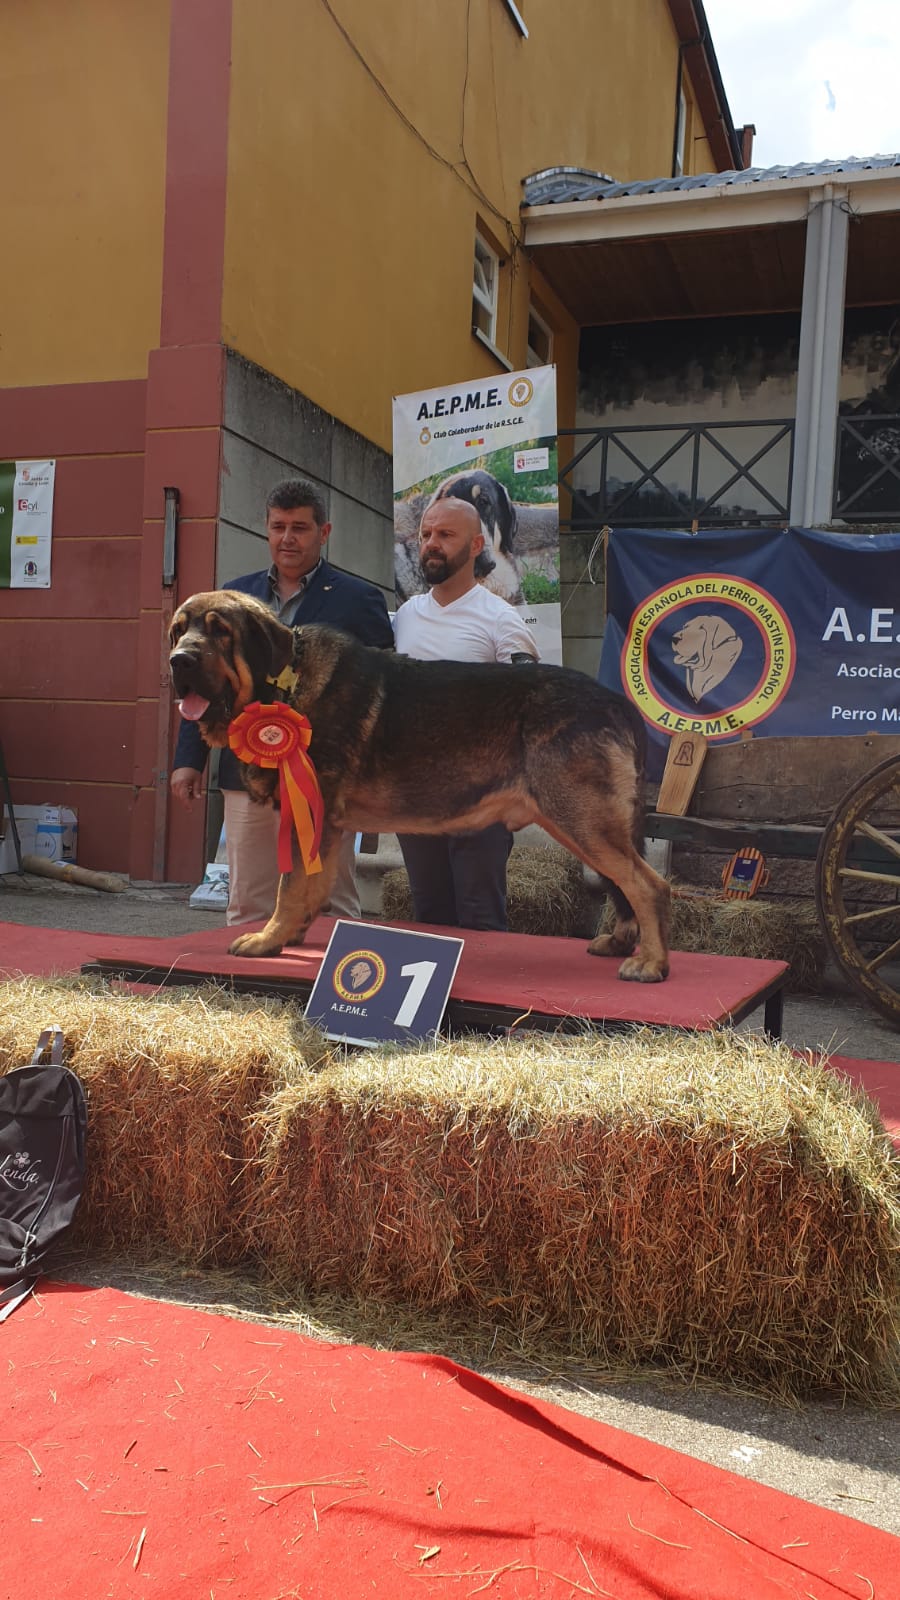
169 591 670 980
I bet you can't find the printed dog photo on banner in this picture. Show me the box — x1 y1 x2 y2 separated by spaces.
392 367 562 664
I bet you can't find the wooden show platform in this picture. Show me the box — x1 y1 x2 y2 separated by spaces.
80 917 788 1038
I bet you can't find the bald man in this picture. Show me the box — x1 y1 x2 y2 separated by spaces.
392 495 539 931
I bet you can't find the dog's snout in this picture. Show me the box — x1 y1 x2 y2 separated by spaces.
170 647 200 696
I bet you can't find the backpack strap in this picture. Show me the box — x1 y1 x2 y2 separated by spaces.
0 1278 35 1322
30 1026 64 1067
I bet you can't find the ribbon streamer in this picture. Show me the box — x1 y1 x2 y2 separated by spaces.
228 702 324 875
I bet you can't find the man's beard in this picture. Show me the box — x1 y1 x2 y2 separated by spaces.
420 546 469 584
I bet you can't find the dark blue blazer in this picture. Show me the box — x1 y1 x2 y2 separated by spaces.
172 560 394 789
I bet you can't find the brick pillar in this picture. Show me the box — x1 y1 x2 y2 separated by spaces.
131 0 233 883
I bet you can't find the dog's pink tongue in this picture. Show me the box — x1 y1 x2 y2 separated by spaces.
178 693 210 722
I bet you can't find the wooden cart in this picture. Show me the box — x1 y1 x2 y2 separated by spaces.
645 733 900 1026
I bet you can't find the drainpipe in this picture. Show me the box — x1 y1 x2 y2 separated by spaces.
152 486 180 881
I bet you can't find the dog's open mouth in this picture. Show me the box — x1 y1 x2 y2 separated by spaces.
171 665 235 731
178 691 211 722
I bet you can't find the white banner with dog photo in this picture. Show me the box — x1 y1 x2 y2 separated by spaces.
392 366 561 663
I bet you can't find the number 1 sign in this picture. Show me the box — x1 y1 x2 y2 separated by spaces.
304 921 465 1046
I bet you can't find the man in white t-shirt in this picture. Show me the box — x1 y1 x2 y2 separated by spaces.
392 496 539 930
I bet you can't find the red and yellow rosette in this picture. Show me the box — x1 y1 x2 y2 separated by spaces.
228 702 324 876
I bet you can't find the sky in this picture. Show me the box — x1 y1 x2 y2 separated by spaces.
701 0 900 169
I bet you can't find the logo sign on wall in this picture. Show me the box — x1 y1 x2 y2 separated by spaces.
305 921 464 1046
0 460 55 588
392 366 562 664
599 526 900 775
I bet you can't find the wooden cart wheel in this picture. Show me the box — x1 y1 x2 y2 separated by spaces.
816 751 900 1025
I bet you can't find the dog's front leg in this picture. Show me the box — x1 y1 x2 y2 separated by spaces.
229 829 342 958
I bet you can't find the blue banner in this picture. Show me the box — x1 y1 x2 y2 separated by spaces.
598 527 900 775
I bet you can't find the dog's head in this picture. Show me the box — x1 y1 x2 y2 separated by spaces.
169 590 294 746
671 614 743 702
426 470 517 580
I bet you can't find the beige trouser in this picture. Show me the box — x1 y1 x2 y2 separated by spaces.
221 790 360 927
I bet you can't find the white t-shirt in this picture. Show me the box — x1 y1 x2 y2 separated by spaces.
393 585 539 663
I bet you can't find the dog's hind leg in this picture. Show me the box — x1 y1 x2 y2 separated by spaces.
229 829 341 958
539 816 670 983
588 882 639 959
584 849 670 982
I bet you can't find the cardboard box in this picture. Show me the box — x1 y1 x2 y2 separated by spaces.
189 862 229 911
0 804 78 873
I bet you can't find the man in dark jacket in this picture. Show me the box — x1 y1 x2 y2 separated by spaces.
171 477 394 924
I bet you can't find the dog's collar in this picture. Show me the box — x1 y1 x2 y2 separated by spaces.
262 663 300 704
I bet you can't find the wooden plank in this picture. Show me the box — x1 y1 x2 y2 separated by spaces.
694 734 900 824
644 812 900 872
656 731 708 816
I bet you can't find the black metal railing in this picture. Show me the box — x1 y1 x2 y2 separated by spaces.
558 420 795 530
834 413 900 520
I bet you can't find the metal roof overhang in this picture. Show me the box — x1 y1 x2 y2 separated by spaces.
523 168 900 325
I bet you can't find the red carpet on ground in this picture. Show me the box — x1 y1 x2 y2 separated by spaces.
0 921 121 978
5 1282 895 1599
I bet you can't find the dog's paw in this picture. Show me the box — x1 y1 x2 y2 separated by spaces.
616 955 669 984
587 932 636 958
229 931 285 959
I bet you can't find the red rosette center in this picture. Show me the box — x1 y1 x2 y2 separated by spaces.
228 702 309 767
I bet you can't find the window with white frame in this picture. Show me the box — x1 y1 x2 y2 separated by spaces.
674 86 687 177
472 232 499 343
526 305 553 368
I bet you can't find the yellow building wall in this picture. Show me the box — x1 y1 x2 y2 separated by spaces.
0 0 171 388
223 0 703 452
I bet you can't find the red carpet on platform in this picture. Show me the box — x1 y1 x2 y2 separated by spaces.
53 914 786 1031
5 1282 895 1600
828 1054 900 1145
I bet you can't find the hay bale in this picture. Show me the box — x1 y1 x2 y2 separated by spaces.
2 978 896 1399
383 845 594 937
676 894 828 991
0 978 326 1263
251 1032 900 1400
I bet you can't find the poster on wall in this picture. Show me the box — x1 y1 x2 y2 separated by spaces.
392 366 561 663
598 525 900 777
0 460 55 588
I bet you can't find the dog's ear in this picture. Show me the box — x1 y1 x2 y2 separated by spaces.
239 606 295 688
696 618 716 669
704 616 740 659
498 481 517 547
